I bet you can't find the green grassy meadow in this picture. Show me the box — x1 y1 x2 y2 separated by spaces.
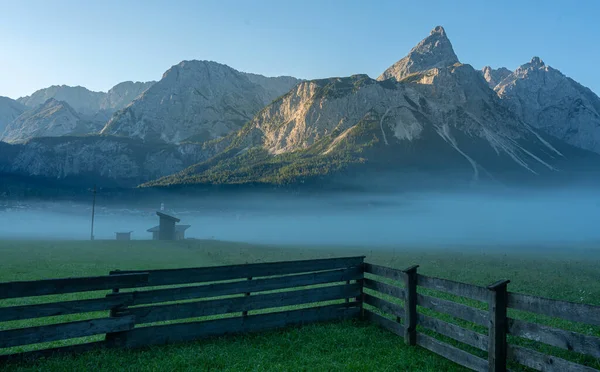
0 240 599 371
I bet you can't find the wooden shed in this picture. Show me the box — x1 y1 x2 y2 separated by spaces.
154 212 180 240
115 231 132 241
147 224 191 240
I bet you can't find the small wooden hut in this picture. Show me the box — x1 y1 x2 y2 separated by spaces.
147 212 190 240
115 231 132 241
146 224 191 240
156 212 179 240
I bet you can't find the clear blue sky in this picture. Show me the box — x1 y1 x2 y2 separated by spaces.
1 0 598 99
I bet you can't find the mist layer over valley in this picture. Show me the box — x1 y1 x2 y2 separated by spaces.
2 24 600 249
2 188 599 248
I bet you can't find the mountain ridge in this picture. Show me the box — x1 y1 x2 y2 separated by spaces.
494 56 600 154
17 81 156 114
100 60 301 144
1 98 107 143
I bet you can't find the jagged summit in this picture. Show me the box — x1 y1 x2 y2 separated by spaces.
494 56 600 154
18 85 105 115
161 60 235 80
17 81 155 117
430 25 446 36
377 26 459 82
101 60 300 144
481 66 512 88
0 98 103 143
529 56 545 67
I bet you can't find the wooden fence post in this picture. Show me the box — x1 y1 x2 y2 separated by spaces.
242 277 252 317
105 269 131 346
109 270 121 318
345 280 351 303
358 262 365 320
487 279 510 372
402 265 419 346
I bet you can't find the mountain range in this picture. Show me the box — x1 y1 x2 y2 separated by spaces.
1 26 599 196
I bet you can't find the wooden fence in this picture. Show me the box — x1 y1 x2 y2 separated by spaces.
1 258 599 372
363 263 600 372
0 256 364 361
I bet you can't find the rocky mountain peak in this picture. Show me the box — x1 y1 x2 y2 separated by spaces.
101 60 291 144
0 98 98 143
430 25 446 36
513 56 550 76
529 56 545 67
17 85 105 115
377 26 459 82
161 60 242 82
494 57 600 154
101 81 155 111
34 98 77 116
17 80 154 118
480 66 512 88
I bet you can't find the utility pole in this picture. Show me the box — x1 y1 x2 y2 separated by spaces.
90 185 96 241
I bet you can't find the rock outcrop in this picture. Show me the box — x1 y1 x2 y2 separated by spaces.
480 66 511 88
243 73 301 104
100 81 155 111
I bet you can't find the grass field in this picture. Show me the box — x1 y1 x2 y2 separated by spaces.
0 240 599 371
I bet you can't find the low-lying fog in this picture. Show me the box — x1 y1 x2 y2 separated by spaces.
1 189 600 247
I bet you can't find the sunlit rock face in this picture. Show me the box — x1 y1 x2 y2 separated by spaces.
377 26 459 82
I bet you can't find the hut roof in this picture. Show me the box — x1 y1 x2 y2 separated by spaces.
156 211 180 223
147 225 191 233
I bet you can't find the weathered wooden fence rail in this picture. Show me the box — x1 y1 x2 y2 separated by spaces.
1 258 599 372
0 256 364 362
363 263 600 372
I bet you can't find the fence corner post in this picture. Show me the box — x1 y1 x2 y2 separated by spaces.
358 260 365 320
402 265 419 346
487 279 510 372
